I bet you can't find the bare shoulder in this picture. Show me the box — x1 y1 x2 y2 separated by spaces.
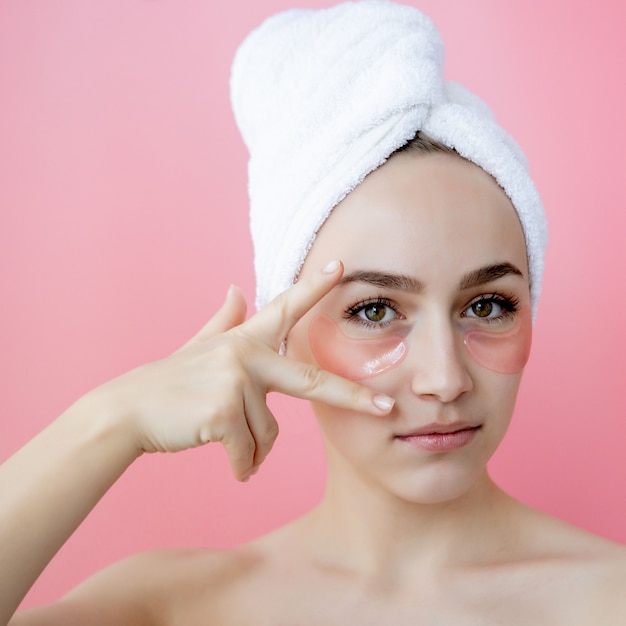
10 547 257 626
83 546 265 617
512 503 626 620
527 503 626 568
569 534 626 621
574 532 626 616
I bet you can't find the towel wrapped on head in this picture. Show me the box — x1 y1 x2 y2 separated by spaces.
230 0 547 318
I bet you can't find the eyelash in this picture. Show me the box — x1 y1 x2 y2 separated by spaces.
342 292 521 329
343 296 401 329
462 292 520 323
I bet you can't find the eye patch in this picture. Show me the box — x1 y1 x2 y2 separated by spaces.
463 305 532 374
308 306 532 380
309 314 407 380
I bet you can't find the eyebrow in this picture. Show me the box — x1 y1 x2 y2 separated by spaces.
337 262 524 294
338 270 424 293
458 262 524 290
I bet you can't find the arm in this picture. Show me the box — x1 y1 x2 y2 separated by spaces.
1 393 139 625
1 261 394 625
9 551 186 626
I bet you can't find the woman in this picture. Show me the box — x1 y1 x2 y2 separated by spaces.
2 2 625 624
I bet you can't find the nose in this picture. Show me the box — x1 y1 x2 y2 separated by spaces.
408 316 473 403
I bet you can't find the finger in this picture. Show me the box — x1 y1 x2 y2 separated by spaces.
181 285 248 349
256 352 395 416
243 390 279 469
243 260 342 347
219 413 258 482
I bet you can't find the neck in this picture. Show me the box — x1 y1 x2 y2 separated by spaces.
303 451 518 582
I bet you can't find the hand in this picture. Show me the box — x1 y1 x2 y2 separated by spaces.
94 260 395 481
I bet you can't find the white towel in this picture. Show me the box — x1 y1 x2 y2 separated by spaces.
230 0 547 318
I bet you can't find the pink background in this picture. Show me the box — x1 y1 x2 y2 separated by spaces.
1 0 625 609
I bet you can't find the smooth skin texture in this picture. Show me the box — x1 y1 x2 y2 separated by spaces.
0 262 393 625
5 153 626 625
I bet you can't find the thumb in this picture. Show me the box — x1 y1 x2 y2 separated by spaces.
181 285 248 349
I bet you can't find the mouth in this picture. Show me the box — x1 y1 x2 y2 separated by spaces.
394 423 482 453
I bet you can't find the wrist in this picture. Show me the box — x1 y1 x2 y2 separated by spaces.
65 381 145 462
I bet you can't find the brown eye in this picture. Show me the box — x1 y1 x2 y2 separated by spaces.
346 298 400 326
363 303 388 322
471 300 493 318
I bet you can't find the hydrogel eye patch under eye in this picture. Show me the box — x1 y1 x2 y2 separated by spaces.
309 306 532 380
309 314 408 380
463 305 532 374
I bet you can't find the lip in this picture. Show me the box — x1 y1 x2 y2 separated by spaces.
394 423 481 453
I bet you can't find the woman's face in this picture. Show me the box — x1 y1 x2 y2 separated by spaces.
287 152 530 504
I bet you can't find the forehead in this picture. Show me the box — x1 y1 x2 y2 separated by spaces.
302 153 528 284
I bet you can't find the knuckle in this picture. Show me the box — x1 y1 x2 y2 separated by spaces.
259 420 279 446
198 425 215 445
301 364 325 393
350 384 366 408
213 341 254 389
220 336 248 364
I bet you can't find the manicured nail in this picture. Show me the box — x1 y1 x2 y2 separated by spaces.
322 259 340 274
373 395 395 411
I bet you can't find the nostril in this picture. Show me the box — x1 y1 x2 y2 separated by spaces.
409 343 473 402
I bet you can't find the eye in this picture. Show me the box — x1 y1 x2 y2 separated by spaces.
469 299 497 318
463 293 519 322
344 297 400 328
359 302 395 323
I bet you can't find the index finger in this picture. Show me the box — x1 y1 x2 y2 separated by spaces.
243 259 343 348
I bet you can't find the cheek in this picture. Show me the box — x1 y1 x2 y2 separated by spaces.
308 314 407 380
482 373 523 443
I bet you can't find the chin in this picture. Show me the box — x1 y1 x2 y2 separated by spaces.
377 460 492 506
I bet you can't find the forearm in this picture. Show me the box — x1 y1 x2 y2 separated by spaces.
0 390 140 624
0 269 393 625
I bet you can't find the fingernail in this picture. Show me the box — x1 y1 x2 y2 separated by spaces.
322 259 340 274
373 395 394 411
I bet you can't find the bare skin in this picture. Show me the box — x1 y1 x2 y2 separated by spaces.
5 153 626 625
1 265 394 625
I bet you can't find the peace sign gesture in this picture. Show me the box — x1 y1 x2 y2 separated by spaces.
102 260 394 481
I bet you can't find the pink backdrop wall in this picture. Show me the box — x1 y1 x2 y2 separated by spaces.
1 0 625 609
